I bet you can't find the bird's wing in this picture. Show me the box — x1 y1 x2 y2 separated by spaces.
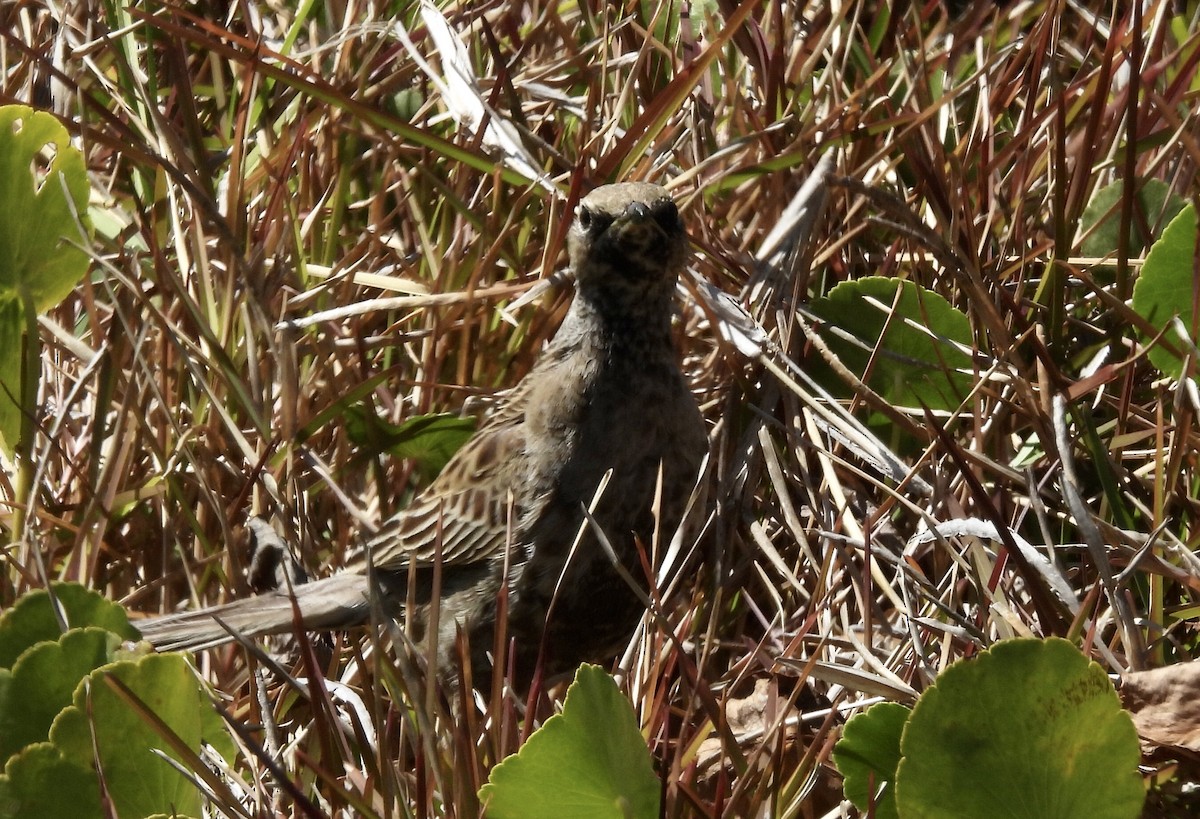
354 317 579 572
359 414 528 571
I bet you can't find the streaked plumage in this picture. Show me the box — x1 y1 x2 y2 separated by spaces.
139 182 707 688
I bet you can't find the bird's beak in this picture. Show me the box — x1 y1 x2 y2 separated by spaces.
625 202 651 220
615 201 675 248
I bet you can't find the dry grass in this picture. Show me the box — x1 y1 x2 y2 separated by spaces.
4 0 1200 815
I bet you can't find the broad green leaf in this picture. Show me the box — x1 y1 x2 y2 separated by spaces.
50 653 234 819
808 277 974 421
345 407 475 476
833 701 910 819
1079 179 1186 266
0 742 103 819
1131 204 1200 380
0 104 92 450
896 638 1143 819
479 664 660 819
0 583 138 668
0 628 123 761
0 105 90 308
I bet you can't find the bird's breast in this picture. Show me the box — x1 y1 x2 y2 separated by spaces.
522 342 700 523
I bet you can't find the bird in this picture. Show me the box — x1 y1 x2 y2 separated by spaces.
139 181 708 690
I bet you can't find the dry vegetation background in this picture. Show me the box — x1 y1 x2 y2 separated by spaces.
4 0 1200 815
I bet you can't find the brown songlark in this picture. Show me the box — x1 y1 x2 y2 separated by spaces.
139 181 708 688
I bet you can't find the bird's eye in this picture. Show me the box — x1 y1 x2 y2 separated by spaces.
657 201 682 232
577 204 613 236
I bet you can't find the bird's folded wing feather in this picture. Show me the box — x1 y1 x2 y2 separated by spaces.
358 416 528 570
356 339 579 570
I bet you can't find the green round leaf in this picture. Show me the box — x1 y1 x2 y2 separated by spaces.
0 583 138 668
0 742 103 819
1131 204 1200 380
0 104 92 451
0 628 122 761
809 277 974 417
1079 179 1186 262
833 701 910 819
49 653 234 819
896 638 1143 819
0 105 91 309
479 664 660 819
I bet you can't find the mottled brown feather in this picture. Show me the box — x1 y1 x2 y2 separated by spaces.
139 181 708 689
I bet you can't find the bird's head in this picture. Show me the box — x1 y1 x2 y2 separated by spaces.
567 182 688 301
